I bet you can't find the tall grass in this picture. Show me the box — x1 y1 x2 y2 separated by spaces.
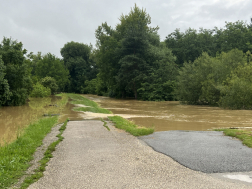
0 117 58 188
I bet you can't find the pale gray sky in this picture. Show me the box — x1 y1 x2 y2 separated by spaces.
0 0 251 57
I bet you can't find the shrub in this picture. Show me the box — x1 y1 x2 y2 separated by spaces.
41 77 58 94
30 83 51 98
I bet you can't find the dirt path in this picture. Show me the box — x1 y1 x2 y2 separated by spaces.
28 121 251 189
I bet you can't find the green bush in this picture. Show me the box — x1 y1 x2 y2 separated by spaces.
41 76 58 94
30 83 51 98
219 62 252 109
176 49 246 105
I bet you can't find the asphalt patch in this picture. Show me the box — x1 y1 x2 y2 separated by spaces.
139 131 252 173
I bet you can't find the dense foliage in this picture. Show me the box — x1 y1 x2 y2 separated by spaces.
165 21 252 66
0 38 32 106
176 49 252 109
60 42 97 93
1 5 252 110
29 53 69 92
93 5 178 100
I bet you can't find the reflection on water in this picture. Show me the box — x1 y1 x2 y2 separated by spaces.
83 95 252 131
0 96 83 145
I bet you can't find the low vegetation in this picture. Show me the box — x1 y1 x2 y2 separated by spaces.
61 94 153 136
0 117 58 188
20 118 68 189
108 116 154 136
215 128 252 148
59 93 112 114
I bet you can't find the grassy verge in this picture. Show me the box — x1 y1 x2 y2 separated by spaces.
20 118 69 189
0 117 58 189
58 93 112 114
100 118 110 131
108 116 154 136
215 128 252 148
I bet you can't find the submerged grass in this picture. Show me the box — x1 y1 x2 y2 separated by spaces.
0 116 58 189
215 128 252 148
60 93 112 114
108 116 154 136
20 118 69 189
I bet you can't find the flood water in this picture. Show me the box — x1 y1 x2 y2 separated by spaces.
83 95 252 132
2 94 252 145
0 96 83 145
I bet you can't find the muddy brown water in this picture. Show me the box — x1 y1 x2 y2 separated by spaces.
0 96 83 145
2 94 252 145
83 95 252 132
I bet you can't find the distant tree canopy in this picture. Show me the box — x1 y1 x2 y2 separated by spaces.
1 6 252 110
60 41 98 93
94 5 178 100
165 21 252 66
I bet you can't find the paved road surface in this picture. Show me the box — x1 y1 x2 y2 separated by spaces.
139 130 252 173
28 121 252 188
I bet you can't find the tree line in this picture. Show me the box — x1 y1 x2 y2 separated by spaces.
0 5 252 109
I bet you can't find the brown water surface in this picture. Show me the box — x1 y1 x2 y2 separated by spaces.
83 95 252 131
0 96 82 145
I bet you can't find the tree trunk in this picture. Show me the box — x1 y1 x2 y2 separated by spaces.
133 82 137 99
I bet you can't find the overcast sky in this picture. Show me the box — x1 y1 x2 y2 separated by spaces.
1 0 251 57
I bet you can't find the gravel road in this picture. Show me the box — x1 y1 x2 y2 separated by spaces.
28 121 251 188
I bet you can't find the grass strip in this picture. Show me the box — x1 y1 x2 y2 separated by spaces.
215 128 252 148
59 93 112 114
0 117 58 189
108 116 154 136
20 118 69 189
100 118 110 131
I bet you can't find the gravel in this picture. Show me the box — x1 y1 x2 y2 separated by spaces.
28 121 251 188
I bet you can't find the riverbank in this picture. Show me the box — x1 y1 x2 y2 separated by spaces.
0 116 58 188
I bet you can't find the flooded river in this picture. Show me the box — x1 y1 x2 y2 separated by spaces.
0 96 82 145
83 95 252 132
1 94 252 145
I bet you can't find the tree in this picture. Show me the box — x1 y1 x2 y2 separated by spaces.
95 5 178 100
219 53 252 109
33 53 69 92
0 56 11 105
60 42 97 93
175 49 246 105
0 37 32 106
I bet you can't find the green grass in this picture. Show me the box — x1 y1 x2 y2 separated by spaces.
100 118 110 131
108 116 154 136
215 128 252 148
61 93 112 114
0 117 58 189
20 118 68 189
74 107 111 114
